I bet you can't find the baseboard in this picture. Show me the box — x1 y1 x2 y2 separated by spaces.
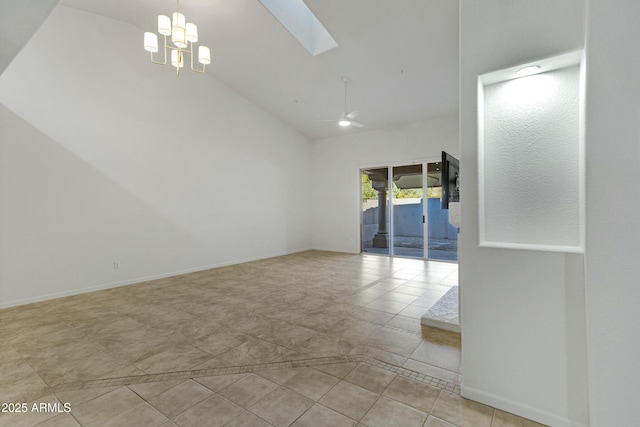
310 246 360 254
0 247 313 310
461 384 588 427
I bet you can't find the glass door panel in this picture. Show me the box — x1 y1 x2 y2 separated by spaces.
361 168 390 255
427 161 458 261
391 164 424 258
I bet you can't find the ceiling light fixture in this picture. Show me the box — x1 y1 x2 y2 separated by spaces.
143 0 210 75
314 77 365 128
336 77 364 128
515 65 541 78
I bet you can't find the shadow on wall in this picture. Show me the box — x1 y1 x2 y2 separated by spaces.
0 104 214 307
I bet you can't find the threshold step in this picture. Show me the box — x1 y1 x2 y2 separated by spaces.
421 286 460 333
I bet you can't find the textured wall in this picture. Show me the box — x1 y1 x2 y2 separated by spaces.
481 65 581 249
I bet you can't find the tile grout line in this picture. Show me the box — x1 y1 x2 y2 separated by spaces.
51 354 460 396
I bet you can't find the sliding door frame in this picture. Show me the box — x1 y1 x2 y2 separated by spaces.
359 157 440 260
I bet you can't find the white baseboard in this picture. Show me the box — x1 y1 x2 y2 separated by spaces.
461 384 588 427
310 246 360 254
0 247 313 310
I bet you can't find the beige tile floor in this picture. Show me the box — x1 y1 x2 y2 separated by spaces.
0 251 544 426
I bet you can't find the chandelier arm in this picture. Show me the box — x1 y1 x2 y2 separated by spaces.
150 34 168 65
189 42 206 73
144 0 207 75
176 49 181 75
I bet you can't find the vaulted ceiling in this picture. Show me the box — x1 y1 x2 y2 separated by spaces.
0 0 60 74
2 0 459 141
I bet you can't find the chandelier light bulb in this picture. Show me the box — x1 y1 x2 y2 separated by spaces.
158 15 171 36
144 32 159 53
198 46 211 64
186 23 198 42
172 27 187 48
172 12 186 31
171 49 184 68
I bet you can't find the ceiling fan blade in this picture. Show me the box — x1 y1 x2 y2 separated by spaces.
313 119 337 122
347 110 360 119
350 121 365 128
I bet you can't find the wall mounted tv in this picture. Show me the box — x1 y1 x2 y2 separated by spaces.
441 151 459 209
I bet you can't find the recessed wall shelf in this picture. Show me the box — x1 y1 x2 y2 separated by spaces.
478 50 585 253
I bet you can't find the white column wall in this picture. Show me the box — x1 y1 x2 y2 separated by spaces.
311 116 458 253
584 0 640 424
0 6 312 307
459 1 589 426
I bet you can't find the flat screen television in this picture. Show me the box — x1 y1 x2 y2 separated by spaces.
441 151 459 209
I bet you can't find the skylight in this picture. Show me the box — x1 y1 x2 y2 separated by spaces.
258 0 339 56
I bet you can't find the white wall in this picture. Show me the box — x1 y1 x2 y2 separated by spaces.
311 116 458 253
584 0 640 424
459 1 589 426
481 65 582 251
0 6 312 308
0 0 60 74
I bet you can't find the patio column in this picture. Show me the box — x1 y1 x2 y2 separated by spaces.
372 187 389 248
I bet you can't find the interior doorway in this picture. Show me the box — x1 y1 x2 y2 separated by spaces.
360 161 458 261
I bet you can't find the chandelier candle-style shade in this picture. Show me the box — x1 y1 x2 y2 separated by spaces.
143 0 210 75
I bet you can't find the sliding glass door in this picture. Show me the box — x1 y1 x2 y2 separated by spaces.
361 168 390 255
391 164 424 258
361 161 458 261
361 163 425 259
426 161 458 261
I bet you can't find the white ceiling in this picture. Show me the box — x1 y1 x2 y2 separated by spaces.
61 0 459 140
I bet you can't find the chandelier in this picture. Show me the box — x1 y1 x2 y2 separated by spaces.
143 0 211 75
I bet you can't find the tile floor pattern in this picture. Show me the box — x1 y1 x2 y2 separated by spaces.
0 251 544 426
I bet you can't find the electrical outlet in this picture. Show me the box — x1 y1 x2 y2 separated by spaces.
113 261 120 269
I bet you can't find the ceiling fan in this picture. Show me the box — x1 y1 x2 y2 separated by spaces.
315 77 364 128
